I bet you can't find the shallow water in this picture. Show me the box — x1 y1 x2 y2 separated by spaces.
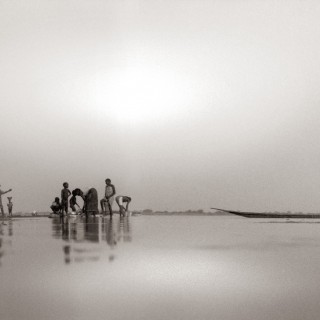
1 215 320 320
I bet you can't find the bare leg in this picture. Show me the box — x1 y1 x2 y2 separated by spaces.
107 199 113 218
100 199 105 213
62 203 67 217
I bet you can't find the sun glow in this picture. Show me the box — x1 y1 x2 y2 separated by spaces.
94 65 190 124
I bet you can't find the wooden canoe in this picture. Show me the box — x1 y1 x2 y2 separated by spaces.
211 208 320 219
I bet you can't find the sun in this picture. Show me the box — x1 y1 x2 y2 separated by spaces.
94 64 190 125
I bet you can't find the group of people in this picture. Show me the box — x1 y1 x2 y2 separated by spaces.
50 179 131 218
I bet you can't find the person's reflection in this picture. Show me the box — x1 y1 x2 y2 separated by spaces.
52 216 122 264
84 217 99 242
0 225 4 267
51 216 63 239
105 218 117 248
63 245 71 264
8 219 13 237
105 218 117 262
118 216 132 243
61 218 70 241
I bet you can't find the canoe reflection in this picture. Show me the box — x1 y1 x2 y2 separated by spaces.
51 216 132 264
8 220 13 237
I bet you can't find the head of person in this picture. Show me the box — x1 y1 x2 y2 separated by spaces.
63 182 69 188
73 188 81 196
7 197 12 202
105 178 111 185
124 197 131 203
72 190 77 196
55 197 60 203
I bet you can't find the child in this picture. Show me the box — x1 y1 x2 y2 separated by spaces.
61 182 71 216
69 190 80 214
115 196 131 216
7 197 13 217
50 197 61 214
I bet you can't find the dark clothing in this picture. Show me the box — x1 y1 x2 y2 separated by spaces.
7 203 13 215
74 188 82 196
51 203 61 214
69 195 77 206
69 195 78 212
84 188 99 215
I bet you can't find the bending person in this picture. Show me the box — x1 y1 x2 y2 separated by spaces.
115 196 131 216
82 187 99 218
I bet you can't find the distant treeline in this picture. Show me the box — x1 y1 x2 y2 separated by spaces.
140 209 225 216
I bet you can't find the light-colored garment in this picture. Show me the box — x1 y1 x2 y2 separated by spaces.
117 196 124 206
105 185 114 198
103 196 114 213
116 196 130 206
103 185 115 213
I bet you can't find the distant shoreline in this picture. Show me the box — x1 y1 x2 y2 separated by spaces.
143 211 229 216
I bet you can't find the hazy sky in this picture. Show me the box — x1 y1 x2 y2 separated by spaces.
1 0 320 213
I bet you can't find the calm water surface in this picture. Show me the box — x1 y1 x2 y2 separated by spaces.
1 215 320 320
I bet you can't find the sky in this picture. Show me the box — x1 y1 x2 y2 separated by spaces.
1 0 320 213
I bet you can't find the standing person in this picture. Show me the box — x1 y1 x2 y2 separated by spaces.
7 197 13 217
61 182 71 216
115 196 131 216
100 179 116 217
0 185 12 220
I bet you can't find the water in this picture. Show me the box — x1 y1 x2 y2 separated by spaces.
1 215 320 320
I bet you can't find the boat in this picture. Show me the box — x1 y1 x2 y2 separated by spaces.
211 208 320 219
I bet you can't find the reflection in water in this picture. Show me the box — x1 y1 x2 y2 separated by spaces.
51 216 133 264
260 220 320 224
61 218 70 241
84 217 99 242
0 221 14 267
118 216 132 243
8 220 13 237
63 245 71 264
0 235 3 267
4 216 320 320
51 217 63 239
103 218 117 247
